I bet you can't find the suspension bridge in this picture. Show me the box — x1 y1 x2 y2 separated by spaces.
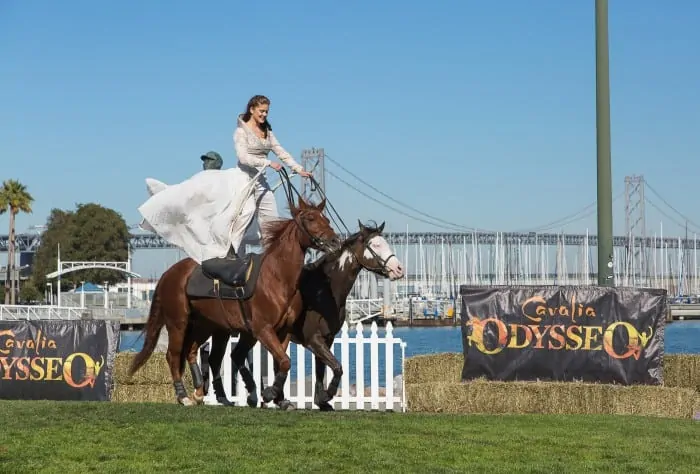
1 153 700 307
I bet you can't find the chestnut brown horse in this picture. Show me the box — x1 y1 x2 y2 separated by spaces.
128 195 341 405
189 221 405 410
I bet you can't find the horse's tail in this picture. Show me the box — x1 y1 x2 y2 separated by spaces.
128 280 166 377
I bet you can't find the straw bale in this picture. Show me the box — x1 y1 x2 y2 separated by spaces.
113 352 193 386
404 353 463 385
406 381 700 419
404 352 700 391
112 383 179 404
664 354 700 391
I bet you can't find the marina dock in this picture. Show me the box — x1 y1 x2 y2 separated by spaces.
668 304 700 322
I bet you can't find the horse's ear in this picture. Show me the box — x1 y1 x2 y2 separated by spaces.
297 196 309 210
378 221 385 233
316 198 326 212
358 219 367 233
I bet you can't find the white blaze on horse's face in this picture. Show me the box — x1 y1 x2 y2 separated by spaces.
365 235 405 281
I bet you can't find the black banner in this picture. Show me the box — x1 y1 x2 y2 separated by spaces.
0 319 120 401
460 285 667 385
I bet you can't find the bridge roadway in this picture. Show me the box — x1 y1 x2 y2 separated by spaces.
1 230 699 252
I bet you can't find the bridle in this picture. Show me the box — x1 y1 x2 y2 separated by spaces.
346 231 397 279
277 168 337 253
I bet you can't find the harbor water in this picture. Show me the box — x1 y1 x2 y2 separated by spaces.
118 321 700 387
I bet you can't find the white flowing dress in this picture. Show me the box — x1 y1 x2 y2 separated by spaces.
137 116 303 265
137 167 262 264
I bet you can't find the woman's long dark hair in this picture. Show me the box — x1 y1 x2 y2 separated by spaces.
241 95 272 136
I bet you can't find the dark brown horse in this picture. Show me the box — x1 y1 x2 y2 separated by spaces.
192 221 405 410
128 196 341 405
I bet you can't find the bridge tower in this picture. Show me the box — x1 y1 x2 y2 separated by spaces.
300 148 326 202
298 148 327 265
624 175 647 285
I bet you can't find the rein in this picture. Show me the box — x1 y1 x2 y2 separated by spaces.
276 168 332 251
308 175 350 235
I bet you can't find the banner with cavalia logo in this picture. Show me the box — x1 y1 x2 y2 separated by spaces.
0 319 120 401
459 285 667 385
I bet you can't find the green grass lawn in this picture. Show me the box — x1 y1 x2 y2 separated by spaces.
1 401 698 473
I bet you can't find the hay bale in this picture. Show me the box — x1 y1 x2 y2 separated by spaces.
113 353 194 386
112 384 179 403
404 353 463 385
664 354 700 391
404 352 700 391
406 381 700 419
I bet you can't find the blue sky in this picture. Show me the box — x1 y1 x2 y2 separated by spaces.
2 1 699 275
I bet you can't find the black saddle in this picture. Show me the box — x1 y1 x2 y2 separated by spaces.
186 253 264 301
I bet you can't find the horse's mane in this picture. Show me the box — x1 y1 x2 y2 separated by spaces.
260 216 298 253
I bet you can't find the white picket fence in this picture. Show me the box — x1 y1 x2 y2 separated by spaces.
197 321 407 412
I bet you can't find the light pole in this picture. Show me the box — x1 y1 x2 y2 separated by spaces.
596 0 614 286
80 280 86 309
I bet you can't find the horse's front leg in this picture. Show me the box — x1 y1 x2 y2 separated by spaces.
254 326 293 405
268 332 295 411
307 333 341 411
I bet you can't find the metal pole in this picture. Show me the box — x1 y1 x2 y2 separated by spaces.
596 0 614 286
57 243 62 307
127 243 132 309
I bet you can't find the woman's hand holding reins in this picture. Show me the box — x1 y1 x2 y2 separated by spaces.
270 162 312 178
297 169 313 178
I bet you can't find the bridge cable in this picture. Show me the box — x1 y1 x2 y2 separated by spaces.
644 197 700 235
324 153 489 233
645 181 700 232
324 152 621 235
516 190 625 233
325 166 476 233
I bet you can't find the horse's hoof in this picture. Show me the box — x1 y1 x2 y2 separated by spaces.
247 394 258 408
179 397 195 406
315 390 331 405
276 399 295 411
216 397 236 407
318 402 335 412
262 387 277 403
192 392 205 405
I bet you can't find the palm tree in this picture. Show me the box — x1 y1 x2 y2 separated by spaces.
0 180 34 305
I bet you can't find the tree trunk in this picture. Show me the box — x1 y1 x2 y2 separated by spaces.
4 214 10 305
8 211 15 305
3 262 8 305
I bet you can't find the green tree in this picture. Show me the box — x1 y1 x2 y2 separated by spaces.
31 209 77 292
32 203 130 291
70 203 130 284
18 281 42 303
0 180 34 304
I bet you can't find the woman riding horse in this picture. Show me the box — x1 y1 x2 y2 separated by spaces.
138 94 313 283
